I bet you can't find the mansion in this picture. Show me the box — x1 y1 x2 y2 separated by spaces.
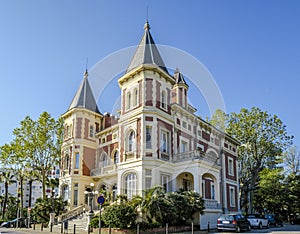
59 22 240 228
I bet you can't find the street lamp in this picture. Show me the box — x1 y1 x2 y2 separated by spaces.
84 183 98 229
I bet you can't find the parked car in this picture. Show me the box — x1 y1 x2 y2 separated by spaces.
290 215 300 225
246 214 269 229
0 218 25 228
264 214 283 227
217 213 251 232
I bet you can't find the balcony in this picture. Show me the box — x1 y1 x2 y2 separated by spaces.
91 164 118 176
173 150 219 165
204 199 221 210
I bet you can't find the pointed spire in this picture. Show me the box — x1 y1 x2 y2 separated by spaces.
174 68 189 87
68 70 101 114
126 22 169 74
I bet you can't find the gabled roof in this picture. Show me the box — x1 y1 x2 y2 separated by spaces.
126 21 169 74
68 70 101 114
174 68 189 87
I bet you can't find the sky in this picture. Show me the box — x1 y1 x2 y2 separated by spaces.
0 1 299 148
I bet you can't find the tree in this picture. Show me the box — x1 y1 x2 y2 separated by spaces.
254 168 285 214
227 107 293 213
12 112 63 199
141 186 174 225
0 171 17 219
284 146 300 175
209 109 228 131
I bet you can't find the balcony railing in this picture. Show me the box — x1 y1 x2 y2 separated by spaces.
173 150 219 165
204 199 221 210
91 164 118 176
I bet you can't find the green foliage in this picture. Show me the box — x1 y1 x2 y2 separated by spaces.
254 168 285 214
31 197 67 223
0 171 17 219
227 107 293 212
209 109 228 131
102 201 138 229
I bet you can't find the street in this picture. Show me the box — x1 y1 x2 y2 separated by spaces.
214 224 300 233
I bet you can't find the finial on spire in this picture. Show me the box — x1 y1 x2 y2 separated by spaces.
84 69 88 79
144 21 150 30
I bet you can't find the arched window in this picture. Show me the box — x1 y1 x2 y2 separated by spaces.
124 173 137 199
113 151 119 164
133 88 138 106
127 92 131 110
128 131 135 152
161 90 166 109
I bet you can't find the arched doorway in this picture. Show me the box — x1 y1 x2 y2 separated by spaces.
176 172 194 191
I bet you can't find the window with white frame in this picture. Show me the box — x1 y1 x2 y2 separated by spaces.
133 88 138 106
124 173 137 199
180 140 188 153
229 186 236 207
146 126 152 149
145 169 152 190
102 154 108 167
161 131 169 154
211 183 215 200
73 183 78 206
161 90 166 109
89 125 94 138
128 131 136 152
74 153 80 169
113 151 119 164
126 92 131 110
228 157 234 175
161 174 171 192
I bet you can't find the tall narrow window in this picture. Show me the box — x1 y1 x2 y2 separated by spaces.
228 157 234 175
127 92 131 110
112 184 117 201
161 91 166 109
229 186 236 207
74 153 80 169
128 131 135 152
146 126 152 149
124 173 137 199
161 174 170 192
133 88 138 106
73 183 78 206
183 179 191 191
211 184 215 200
102 155 107 167
145 169 152 190
113 151 119 164
161 131 169 154
89 125 94 138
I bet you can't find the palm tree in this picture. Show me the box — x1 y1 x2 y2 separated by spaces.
141 186 173 224
0 171 17 219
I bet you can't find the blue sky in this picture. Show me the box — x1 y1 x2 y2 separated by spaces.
0 1 299 148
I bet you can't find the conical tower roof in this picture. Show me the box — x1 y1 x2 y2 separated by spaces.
68 70 100 114
126 21 169 74
174 68 189 87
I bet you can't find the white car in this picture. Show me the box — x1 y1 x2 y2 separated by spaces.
246 214 269 229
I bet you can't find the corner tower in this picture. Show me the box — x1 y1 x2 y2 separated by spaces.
60 70 102 208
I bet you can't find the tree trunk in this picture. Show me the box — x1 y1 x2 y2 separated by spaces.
28 179 33 208
42 170 46 199
2 182 8 219
19 175 24 218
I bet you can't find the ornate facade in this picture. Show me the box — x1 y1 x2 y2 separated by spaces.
59 22 240 228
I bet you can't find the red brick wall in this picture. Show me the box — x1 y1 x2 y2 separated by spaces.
82 147 96 176
146 78 153 106
76 118 82 139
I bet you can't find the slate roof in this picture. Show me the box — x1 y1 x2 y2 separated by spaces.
68 70 101 114
174 68 189 87
126 21 169 74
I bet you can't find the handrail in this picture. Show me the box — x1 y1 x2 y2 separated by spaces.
57 204 86 223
